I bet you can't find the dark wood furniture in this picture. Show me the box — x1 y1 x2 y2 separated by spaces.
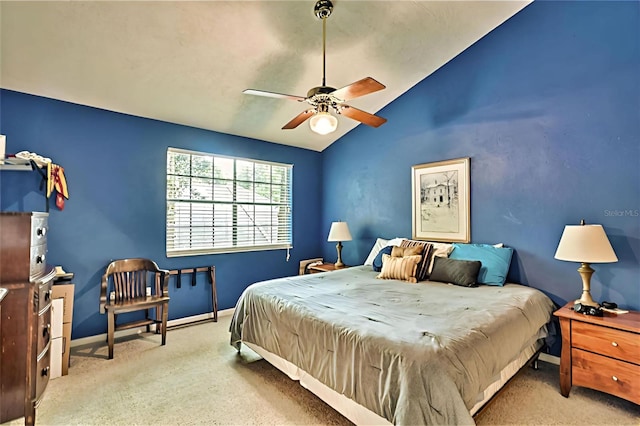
0 212 55 426
307 262 349 273
0 287 6 411
99 258 170 359
554 302 640 404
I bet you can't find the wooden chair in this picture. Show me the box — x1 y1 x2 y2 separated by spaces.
99 258 170 359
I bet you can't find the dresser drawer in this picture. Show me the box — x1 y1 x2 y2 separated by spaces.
572 321 640 364
36 279 53 313
29 244 47 280
572 348 640 404
35 347 51 401
36 306 52 356
29 215 48 248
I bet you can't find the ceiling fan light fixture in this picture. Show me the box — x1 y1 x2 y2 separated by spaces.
243 0 386 132
309 104 338 135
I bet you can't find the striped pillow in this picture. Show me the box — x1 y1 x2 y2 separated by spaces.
400 240 433 281
427 242 455 276
376 254 422 283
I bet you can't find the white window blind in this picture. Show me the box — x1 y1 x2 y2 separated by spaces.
166 148 292 257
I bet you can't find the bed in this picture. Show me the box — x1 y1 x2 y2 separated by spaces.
229 264 555 425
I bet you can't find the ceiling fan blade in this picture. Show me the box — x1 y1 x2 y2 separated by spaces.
331 77 386 101
243 89 306 102
339 105 387 128
282 109 315 129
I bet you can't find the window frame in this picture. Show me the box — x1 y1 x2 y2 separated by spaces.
166 147 293 257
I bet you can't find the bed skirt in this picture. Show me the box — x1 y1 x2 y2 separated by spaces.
242 337 544 425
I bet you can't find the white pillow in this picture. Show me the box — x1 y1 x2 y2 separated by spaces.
364 238 388 266
363 237 406 266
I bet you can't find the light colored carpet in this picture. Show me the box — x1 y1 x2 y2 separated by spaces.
4 314 638 426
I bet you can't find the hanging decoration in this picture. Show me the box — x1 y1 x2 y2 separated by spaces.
47 162 69 210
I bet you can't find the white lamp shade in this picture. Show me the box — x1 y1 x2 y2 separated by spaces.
327 222 352 242
309 112 338 135
554 224 618 263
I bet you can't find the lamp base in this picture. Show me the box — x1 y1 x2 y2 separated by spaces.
335 241 345 268
575 262 599 308
574 297 599 308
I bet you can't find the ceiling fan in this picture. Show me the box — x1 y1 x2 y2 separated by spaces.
243 0 387 135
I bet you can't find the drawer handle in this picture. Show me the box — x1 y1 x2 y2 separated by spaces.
37 227 47 237
41 366 50 377
37 254 46 264
45 290 52 301
611 341 618 347
43 324 51 338
612 376 618 382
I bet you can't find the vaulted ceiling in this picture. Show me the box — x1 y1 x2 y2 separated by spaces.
1 1 531 151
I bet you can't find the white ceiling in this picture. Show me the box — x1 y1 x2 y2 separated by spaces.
0 1 531 152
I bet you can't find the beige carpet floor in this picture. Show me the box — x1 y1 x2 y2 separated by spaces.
5 314 638 425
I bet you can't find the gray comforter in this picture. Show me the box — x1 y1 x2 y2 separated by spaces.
230 266 554 425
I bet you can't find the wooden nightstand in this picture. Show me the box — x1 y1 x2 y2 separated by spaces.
307 262 349 274
554 302 640 404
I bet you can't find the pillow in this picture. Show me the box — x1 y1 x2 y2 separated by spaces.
426 242 455 276
364 238 388 266
399 240 433 281
363 237 406 266
376 254 422 283
429 256 481 287
372 246 394 272
391 245 423 258
449 243 514 286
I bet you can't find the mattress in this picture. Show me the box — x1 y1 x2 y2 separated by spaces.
230 266 554 425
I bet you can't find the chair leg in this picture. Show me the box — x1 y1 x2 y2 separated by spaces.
107 311 115 359
154 305 161 334
161 302 168 346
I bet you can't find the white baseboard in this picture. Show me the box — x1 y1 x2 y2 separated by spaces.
539 352 560 365
70 308 235 348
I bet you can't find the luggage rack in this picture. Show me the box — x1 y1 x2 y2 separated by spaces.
168 266 218 322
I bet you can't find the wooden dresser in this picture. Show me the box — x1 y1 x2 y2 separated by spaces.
0 212 55 425
554 302 640 404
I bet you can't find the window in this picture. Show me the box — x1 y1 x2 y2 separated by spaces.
166 148 292 257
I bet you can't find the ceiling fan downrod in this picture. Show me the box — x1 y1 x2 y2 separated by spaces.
314 0 333 88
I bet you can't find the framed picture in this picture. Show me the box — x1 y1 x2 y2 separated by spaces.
411 157 470 242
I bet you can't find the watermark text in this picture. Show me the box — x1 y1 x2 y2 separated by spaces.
604 209 639 217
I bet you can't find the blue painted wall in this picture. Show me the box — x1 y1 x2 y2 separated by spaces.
0 90 323 339
1 1 638 345
322 1 640 316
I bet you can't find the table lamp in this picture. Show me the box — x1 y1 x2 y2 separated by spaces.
327 221 352 268
554 220 618 307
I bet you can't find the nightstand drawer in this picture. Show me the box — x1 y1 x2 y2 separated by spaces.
572 321 639 364
572 348 640 404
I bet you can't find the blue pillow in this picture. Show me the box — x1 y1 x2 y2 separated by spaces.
449 243 514 286
372 246 394 272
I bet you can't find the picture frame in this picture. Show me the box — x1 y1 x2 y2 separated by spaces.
411 157 470 243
